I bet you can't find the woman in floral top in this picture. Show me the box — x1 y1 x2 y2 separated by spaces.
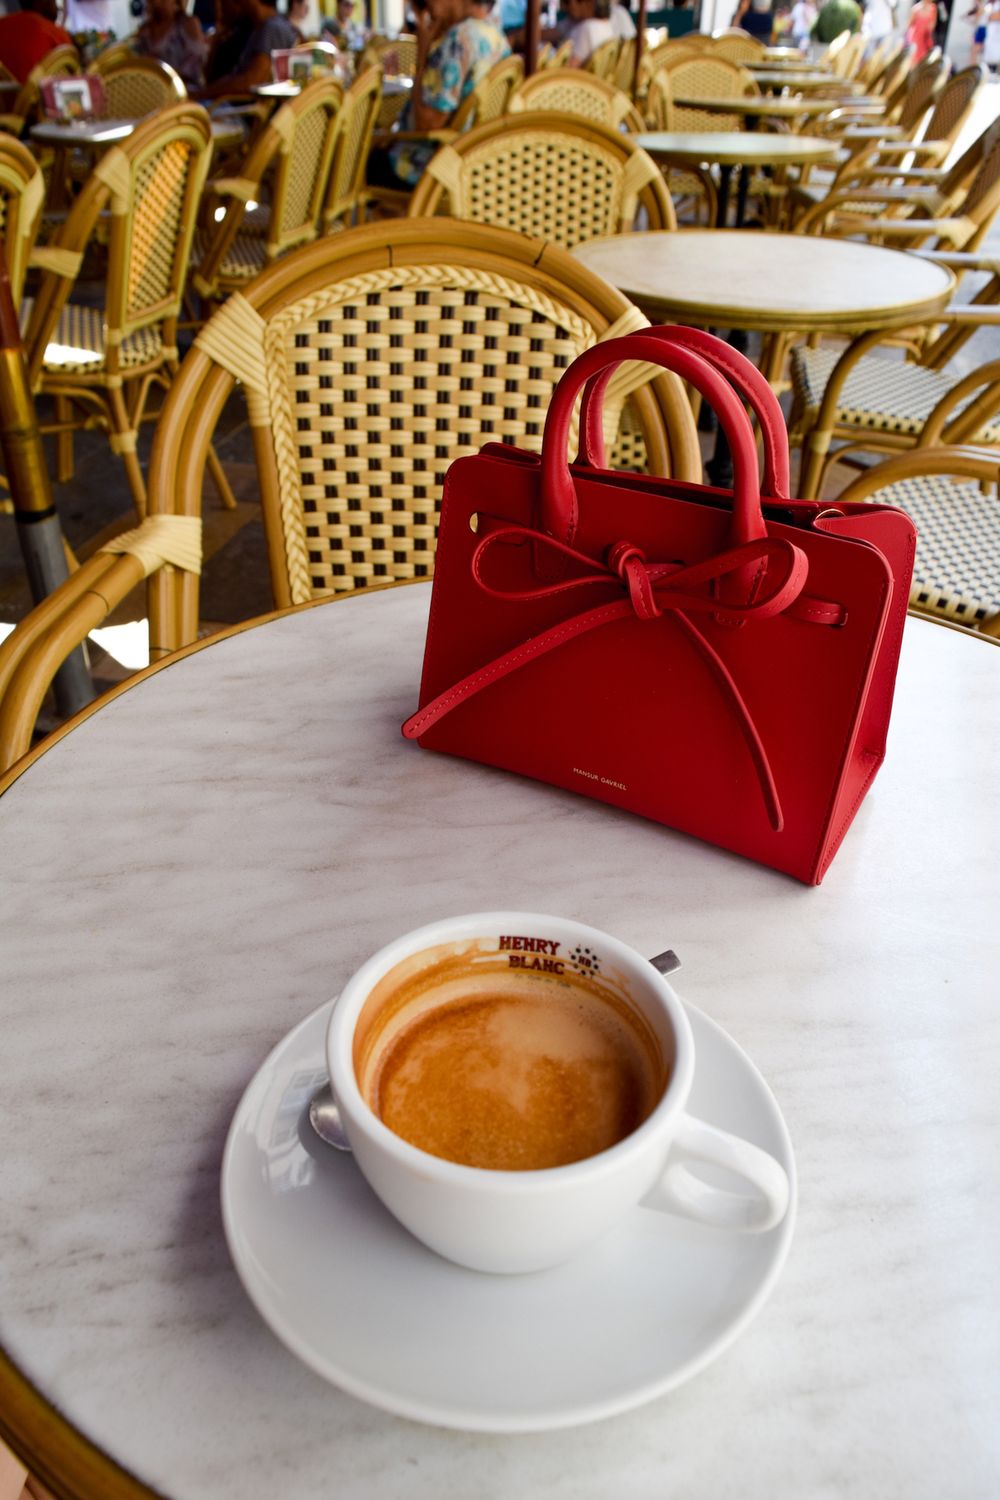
367 0 510 189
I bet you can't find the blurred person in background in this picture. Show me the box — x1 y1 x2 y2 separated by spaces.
366 0 509 188
609 1 636 38
735 0 775 39
196 0 295 92
0 0 72 80
861 0 895 44
135 0 209 85
564 0 613 64
905 0 937 58
789 0 817 45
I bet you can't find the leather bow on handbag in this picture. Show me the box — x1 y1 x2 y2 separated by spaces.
403 327 916 885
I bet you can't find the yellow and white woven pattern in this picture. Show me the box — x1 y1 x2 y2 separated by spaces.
99 515 202 576
200 268 656 600
791 346 1000 441
874 473 1000 628
126 138 193 316
193 226 269 282
425 130 656 250
101 67 181 119
33 302 163 374
278 104 330 240
508 72 637 130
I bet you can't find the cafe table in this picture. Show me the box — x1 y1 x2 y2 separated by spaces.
669 92 849 125
252 76 412 99
1 584 998 1499
30 116 245 149
635 131 838 226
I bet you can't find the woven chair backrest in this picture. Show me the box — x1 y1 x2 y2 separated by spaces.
586 38 621 80
546 38 574 68
0 136 43 303
147 220 697 620
94 58 187 118
896 58 946 133
361 32 417 76
451 54 523 132
829 31 866 77
648 54 756 131
508 69 643 131
269 78 343 247
923 66 980 146
23 103 212 387
323 65 381 228
709 32 764 62
90 38 141 73
957 120 1000 244
407 113 675 250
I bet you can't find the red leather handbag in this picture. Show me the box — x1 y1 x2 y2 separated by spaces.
402 327 916 884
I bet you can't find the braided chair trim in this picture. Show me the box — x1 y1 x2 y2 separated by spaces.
256 264 615 601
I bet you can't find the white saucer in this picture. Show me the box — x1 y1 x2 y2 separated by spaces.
221 997 796 1433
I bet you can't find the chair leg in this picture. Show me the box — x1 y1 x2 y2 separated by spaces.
53 395 75 483
206 442 238 510
107 386 147 519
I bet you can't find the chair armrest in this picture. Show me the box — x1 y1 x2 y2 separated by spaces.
912 249 1000 273
936 304 1000 325
206 175 260 202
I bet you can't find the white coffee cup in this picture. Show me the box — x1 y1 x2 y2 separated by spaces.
327 913 790 1274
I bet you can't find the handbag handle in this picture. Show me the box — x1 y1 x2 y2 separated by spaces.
540 334 767 549
576 325 791 501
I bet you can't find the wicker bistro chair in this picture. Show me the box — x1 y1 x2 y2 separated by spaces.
0 136 44 304
89 38 143 73
585 38 621 82
789 285 1000 498
792 66 980 219
406 114 675 249
20 103 216 517
88 56 188 117
835 445 1000 637
708 31 766 64
0 218 703 768
645 53 758 132
192 76 343 307
321 65 382 230
0 45 80 138
508 69 645 131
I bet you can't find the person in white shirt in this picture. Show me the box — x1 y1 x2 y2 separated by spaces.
564 0 614 63
789 0 817 43
609 1 636 37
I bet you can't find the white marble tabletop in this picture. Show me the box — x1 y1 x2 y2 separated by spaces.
1 587 999 1499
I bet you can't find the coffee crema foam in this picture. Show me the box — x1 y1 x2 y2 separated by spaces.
353 945 669 1171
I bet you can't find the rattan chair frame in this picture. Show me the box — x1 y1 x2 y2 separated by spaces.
0 217 702 768
322 64 382 230
193 76 343 304
0 45 79 136
21 103 214 516
406 112 676 248
0 136 44 305
449 53 524 132
89 38 142 73
507 68 645 132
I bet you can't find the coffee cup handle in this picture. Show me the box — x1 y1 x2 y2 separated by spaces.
642 1113 790 1233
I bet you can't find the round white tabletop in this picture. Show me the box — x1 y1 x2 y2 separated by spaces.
572 229 955 333
635 131 839 168
1 586 998 1498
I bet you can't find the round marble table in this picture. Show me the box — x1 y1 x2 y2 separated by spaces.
572 229 955 335
1 586 998 1499
670 92 845 121
635 132 839 225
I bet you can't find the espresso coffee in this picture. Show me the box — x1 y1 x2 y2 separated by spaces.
353 945 668 1171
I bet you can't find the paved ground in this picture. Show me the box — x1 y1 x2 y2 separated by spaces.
3 86 1000 721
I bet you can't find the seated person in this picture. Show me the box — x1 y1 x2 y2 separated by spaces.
367 0 510 190
135 0 209 88
0 0 72 84
609 1 636 38
564 0 614 65
322 0 367 47
197 0 297 96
